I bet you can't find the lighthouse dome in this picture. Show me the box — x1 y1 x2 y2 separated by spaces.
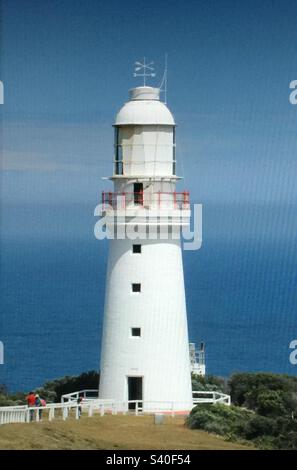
115 86 175 126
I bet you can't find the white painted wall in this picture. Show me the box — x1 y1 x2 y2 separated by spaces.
99 238 193 410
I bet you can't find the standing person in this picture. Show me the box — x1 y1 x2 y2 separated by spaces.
35 394 43 421
77 396 83 419
26 391 36 422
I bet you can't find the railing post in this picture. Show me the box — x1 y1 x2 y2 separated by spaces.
158 191 161 209
75 405 79 420
173 191 177 209
49 408 54 422
62 405 68 421
135 402 139 416
88 404 93 417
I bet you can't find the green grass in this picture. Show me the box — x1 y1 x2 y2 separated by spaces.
0 414 254 450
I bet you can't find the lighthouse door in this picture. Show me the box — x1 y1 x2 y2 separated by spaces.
128 376 143 410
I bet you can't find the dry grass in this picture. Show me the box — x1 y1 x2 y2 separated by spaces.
0 414 253 450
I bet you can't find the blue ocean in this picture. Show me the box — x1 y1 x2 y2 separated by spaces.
1 202 296 392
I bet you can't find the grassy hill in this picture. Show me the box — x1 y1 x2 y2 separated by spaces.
0 415 253 450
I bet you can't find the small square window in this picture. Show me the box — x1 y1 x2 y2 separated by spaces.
131 327 141 337
133 244 141 254
132 283 141 293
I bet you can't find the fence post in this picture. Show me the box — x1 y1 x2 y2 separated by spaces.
49 408 54 422
75 405 79 420
62 405 68 421
111 402 117 416
135 402 139 416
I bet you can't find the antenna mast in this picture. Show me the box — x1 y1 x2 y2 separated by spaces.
159 53 168 104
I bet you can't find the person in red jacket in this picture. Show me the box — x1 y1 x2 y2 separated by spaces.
26 391 36 422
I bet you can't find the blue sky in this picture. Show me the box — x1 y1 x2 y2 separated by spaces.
1 0 297 228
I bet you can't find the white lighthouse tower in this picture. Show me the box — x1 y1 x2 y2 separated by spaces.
99 73 193 412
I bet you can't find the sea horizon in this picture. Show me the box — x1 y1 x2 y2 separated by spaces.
1 201 296 392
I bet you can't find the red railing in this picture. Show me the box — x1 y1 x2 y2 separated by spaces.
101 191 190 210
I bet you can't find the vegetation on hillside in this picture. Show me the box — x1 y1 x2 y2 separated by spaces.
37 370 99 402
188 372 297 450
0 370 99 405
191 374 227 393
2 370 297 449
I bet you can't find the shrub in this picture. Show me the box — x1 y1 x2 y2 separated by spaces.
237 414 276 440
187 403 251 437
191 375 227 393
38 370 100 402
229 372 297 417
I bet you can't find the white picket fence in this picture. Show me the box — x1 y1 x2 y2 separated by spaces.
0 390 231 426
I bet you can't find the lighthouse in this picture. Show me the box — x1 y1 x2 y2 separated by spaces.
98 77 193 412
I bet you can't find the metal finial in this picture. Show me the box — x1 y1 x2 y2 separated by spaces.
133 57 156 86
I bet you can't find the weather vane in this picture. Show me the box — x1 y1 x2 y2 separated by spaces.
133 58 156 86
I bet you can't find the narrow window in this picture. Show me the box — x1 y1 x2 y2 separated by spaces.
131 327 141 337
133 183 143 205
133 244 141 254
114 127 123 175
132 283 141 293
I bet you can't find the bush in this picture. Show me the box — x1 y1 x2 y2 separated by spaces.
229 372 297 418
187 373 297 450
37 370 99 402
187 404 251 437
191 375 227 393
237 414 276 440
